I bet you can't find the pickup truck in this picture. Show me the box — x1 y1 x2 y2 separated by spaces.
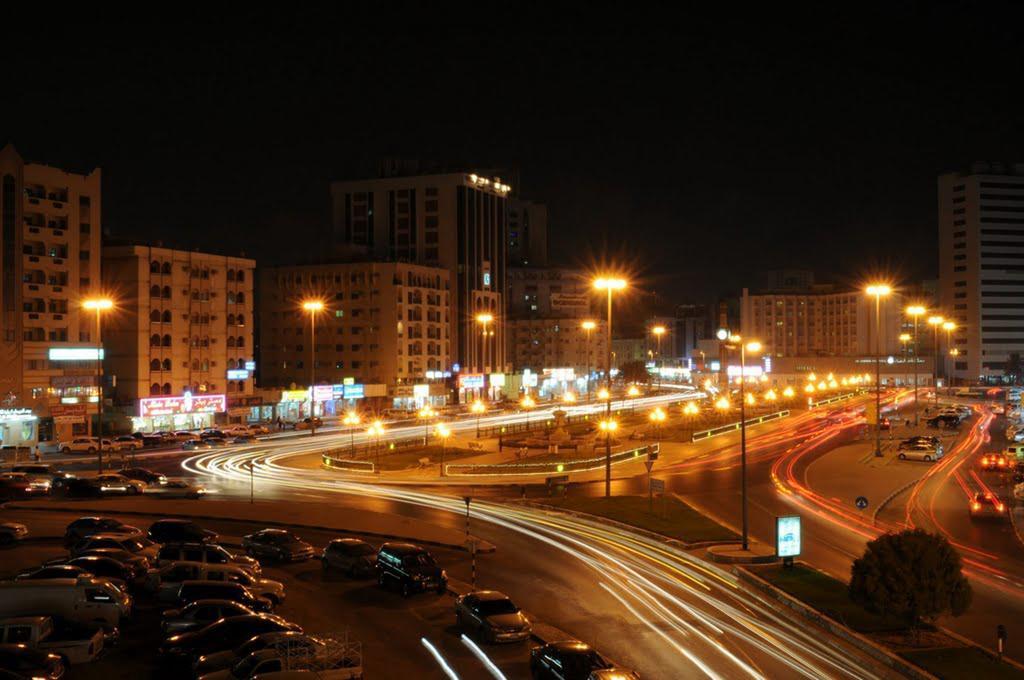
0 615 110 664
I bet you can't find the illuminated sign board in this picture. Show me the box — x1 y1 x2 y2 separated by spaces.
413 384 430 398
483 272 491 287
312 385 333 401
726 364 764 378
543 368 576 382
245 360 256 371
343 384 364 399
775 515 802 558
48 347 104 361
489 373 506 387
709 360 721 372
139 393 227 418
0 409 36 422
459 374 485 389
522 370 538 387
281 390 308 402
226 369 250 380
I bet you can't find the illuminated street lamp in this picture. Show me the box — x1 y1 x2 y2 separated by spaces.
906 305 927 424
683 401 699 416
594 276 627 498
943 320 958 394
928 314 944 406
520 394 536 428
435 424 452 478
651 325 666 390
597 387 610 401
765 389 777 402
865 284 892 458
721 333 761 551
562 391 577 404
783 386 795 399
475 312 495 384
714 396 730 410
301 300 325 436
626 384 641 413
83 297 113 473
417 405 437 445
367 420 385 474
470 400 486 438
342 411 361 454
581 320 597 400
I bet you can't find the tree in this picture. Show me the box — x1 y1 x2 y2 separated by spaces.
619 360 649 385
1005 352 1022 385
848 529 971 639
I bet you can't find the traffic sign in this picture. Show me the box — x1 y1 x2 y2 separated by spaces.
855 496 869 510
650 478 665 494
644 460 654 474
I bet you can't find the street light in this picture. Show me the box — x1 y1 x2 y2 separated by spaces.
651 325 666 390
594 276 627 498
520 394 536 428
367 420 385 474
562 391 577 404
470 400 486 438
342 411 361 454
928 314 944 406
906 305 926 425
942 320 957 393
475 312 495 388
721 332 761 552
417 405 436 445
783 386 795 399
301 300 325 436
435 424 452 477
83 297 113 473
597 387 610 401
626 384 640 413
648 407 666 441
581 320 597 400
865 284 891 458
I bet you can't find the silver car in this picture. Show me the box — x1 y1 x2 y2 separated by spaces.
897 442 943 462
455 590 532 643
160 598 256 634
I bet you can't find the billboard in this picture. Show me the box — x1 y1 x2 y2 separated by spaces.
48 347 104 361
775 515 801 558
343 384 365 399
312 385 333 401
226 369 250 380
459 374 485 389
139 393 227 418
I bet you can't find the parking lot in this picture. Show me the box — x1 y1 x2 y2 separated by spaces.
0 508 537 679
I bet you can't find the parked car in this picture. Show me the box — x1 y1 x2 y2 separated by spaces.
455 590 532 642
114 436 144 451
149 519 217 544
199 645 362 680
90 474 146 495
321 538 376 577
161 599 257 635
147 562 285 605
62 478 105 498
0 576 131 628
0 644 66 679
0 522 29 545
62 556 136 591
231 434 256 444
17 565 90 582
242 530 315 563
155 542 260 575
0 615 107 665
203 436 229 447
119 467 167 485
183 439 213 451
49 548 150 580
200 429 227 439
144 479 209 499
191 631 320 676
58 437 101 454
158 614 300 663
376 542 448 596
6 465 59 493
969 492 1006 520
0 473 36 499
174 581 272 612
926 414 961 429
898 436 940 450
71 533 159 562
64 517 142 546
294 417 322 430
897 442 943 462
530 640 638 680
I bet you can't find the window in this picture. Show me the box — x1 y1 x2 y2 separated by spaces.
162 334 172 347
150 309 161 322
150 359 161 370
150 334 161 347
150 383 161 395
163 358 172 371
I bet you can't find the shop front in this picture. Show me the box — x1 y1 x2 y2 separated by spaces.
276 389 311 424
0 409 39 451
227 395 265 425
131 393 227 433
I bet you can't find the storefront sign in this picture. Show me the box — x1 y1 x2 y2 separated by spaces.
343 377 355 386
727 364 764 378
343 384 365 399
245 360 256 371
48 347 104 361
139 393 227 418
226 369 250 380
228 396 263 407
312 385 333 401
459 374 485 389
776 515 802 558
413 384 430 398
522 370 538 387
0 408 35 421
543 368 576 382
50 404 86 418
50 375 96 388
281 390 309 402
489 373 505 387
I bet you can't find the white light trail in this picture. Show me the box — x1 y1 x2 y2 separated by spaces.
420 637 460 680
459 634 507 679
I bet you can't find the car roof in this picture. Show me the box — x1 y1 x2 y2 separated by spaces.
330 537 369 545
152 518 196 525
181 579 246 590
379 542 424 554
548 639 592 652
185 598 250 609
469 590 510 601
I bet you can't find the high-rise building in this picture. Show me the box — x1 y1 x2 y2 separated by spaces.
740 287 903 358
330 171 508 376
258 261 451 394
101 245 256 431
0 144 101 444
507 266 591 319
507 317 606 378
508 198 548 266
939 163 1024 383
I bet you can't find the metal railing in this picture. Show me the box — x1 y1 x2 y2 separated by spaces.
808 391 860 409
445 443 659 477
691 410 791 442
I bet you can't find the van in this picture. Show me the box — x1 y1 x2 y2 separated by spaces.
0 577 132 628
0 616 107 665
155 542 261 575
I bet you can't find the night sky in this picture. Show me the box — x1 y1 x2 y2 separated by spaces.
6 8 1023 303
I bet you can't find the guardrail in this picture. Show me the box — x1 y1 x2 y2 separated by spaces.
808 391 860 409
691 410 790 442
321 454 376 473
445 443 659 477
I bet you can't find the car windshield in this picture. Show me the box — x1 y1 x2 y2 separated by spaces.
343 543 375 556
478 599 519 616
563 649 610 673
402 553 435 568
266 533 298 544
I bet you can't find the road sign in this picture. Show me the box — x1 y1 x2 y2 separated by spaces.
650 478 665 494
644 460 654 474
855 496 869 510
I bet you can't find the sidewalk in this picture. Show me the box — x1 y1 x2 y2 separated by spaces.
4 497 495 553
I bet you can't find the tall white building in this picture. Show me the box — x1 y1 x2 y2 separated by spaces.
939 163 1024 383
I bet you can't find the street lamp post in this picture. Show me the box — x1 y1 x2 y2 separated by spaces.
581 320 596 401
475 312 494 399
928 315 944 407
651 325 666 391
436 423 451 477
723 333 761 552
368 420 384 474
471 400 486 438
418 406 436 446
866 284 892 458
594 277 626 498
301 300 325 436
343 411 360 455
906 305 926 425
520 394 535 429
83 298 113 474
943 320 957 393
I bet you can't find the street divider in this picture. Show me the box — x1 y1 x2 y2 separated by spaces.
808 391 859 409
691 410 790 442
444 443 659 477
321 454 375 473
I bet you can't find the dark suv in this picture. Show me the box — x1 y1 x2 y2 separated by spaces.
148 519 217 544
376 542 448 596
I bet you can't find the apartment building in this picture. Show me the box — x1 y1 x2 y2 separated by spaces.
101 245 255 431
740 286 903 358
507 317 606 378
508 198 548 267
0 144 101 443
507 266 591 319
330 168 507 375
939 163 1024 383
258 261 451 394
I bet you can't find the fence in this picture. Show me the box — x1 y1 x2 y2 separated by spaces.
445 443 659 477
808 391 860 409
321 454 376 473
691 410 790 442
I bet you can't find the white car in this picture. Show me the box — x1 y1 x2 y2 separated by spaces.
143 479 208 499
58 437 122 454
115 435 144 451
898 443 943 462
91 473 146 495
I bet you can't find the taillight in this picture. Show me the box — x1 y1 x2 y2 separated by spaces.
972 502 981 510
998 504 1006 512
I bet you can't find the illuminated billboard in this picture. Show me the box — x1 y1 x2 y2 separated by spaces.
139 393 227 418
459 374 485 389
48 347 104 361
776 515 801 558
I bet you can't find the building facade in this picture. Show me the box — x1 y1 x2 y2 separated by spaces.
101 245 255 431
0 144 102 443
740 287 903 358
939 163 1024 383
508 198 548 267
258 261 452 396
329 171 508 376
507 266 591 319
506 317 607 383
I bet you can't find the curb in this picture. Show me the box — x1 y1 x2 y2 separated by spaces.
735 566 937 680
936 623 1024 673
871 476 920 524
513 499 740 550
2 502 496 555
705 545 778 564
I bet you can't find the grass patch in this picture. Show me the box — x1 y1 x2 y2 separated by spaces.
374 445 481 471
755 564 907 633
544 495 737 543
902 647 1024 680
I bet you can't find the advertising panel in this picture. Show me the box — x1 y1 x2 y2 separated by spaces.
343 384 365 399
226 369 250 380
413 384 430 398
312 385 333 401
775 515 802 558
459 374 485 389
48 347 104 361
139 393 227 418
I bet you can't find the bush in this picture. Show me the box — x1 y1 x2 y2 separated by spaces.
849 529 971 637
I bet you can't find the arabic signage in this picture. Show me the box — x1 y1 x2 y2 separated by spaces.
312 385 333 401
0 408 36 422
226 369 250 380
139 393 227 418
343 384 364 399
281 390 309 402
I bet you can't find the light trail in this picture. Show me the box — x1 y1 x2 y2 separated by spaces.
421 637 460 680
459 635 507 680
